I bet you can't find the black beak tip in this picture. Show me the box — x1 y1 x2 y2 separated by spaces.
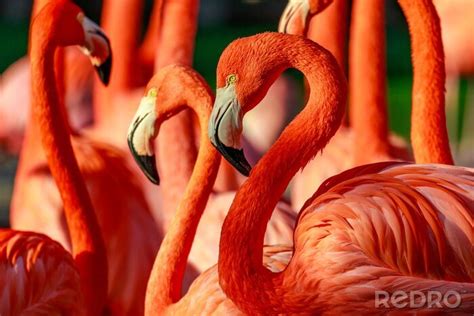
138 154 160 185
127 138 160 185
212 136 252 177
95 53 112 86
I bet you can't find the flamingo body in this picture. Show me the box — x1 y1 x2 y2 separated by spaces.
0 49 93 153
282 163 474 313
11 138 161 315
0 230 84 315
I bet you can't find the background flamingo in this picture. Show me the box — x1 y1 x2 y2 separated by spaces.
433 0 474 166
209 32 474 314
9 1 161 314
1 2 110 313
0 0 94 154
284 0 454 210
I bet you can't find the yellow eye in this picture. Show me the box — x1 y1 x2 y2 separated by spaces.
227 74 237 85
147 88 158 98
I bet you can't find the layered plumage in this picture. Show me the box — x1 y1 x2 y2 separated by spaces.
0 231 84 315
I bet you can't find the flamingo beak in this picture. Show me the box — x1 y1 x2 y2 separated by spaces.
78 13 112 85
127 91 160 184
278 0 310 34
209 84 251 176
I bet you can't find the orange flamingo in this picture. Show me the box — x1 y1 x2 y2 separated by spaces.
0 0 94 154
1 2 110 313
127 65 296 302
10 1 161 314
209 32 474 314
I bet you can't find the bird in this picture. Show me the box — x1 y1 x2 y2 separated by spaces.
208 31 474 314
126 64 295 315
0 0 94 154
9 1 161 315
1 2 111 314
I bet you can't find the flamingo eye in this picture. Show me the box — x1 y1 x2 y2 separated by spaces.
226 74 237 85
147 88 158 97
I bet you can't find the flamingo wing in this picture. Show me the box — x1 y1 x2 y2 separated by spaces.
288 163 474 313
0 230 84 316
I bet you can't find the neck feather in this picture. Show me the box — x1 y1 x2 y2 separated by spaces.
30 28 107 314
399 0 453 164
218 35 347 314
145 81 220 314
349 0 389 162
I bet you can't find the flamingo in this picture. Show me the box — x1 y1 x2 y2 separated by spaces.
10 1 161 314
127 65 296 306
0 0 94 154
127 64 294 314
208 31 474 314
0 2 110 313
0 0 155 155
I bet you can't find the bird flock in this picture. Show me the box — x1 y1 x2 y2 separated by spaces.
0 0 472 315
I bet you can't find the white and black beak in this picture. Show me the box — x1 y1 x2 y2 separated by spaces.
78 14 112 85
208 84 252 176
127 92 160 184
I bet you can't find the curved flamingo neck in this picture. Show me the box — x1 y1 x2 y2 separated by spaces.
349 0 389 163
398 0 453 164
145 70 220 314
30 17 107 314
218 34 347 314
156 0 200 217
94 0 144 124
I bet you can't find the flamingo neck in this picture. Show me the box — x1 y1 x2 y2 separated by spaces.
399 0 453 164
307 0 348 71
139 0 164 76
349 0 389 163
94 0 144 124
145 80 220 314
30 28 107 314
156 0 200 218
218 35 347 314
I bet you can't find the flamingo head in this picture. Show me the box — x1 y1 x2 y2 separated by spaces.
77 13 112 85
127 65 212 185
209 33 290 176
127 86 160 185
33 1 112 85
278 0 333 34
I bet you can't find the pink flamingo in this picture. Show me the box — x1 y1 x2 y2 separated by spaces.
209 31 474 314
127 64 295 314
0 0 94 154
10 1 161 314
1 2 110 313
128 64 296 292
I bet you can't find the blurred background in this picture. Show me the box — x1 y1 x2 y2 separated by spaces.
0 0 472 228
